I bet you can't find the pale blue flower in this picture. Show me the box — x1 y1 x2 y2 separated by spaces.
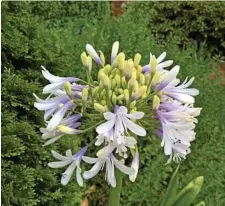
48 147 87 186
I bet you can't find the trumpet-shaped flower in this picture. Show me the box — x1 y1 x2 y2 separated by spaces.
41 66 79 94
82 151 134 187
142 52 173 73
48 147 87 186
33 93 71 120
154 66 199 104
96 106 146 145
41 114 82 146
155 100 201 163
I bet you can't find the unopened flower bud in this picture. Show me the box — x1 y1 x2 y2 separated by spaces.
87 56 92 72
129 101 136 110
86 44 102 65
112 52 125 69
121 76 127 89
82 88 89 102
57 125 78 134
145 73 151 85
131 86 147 100
111 41 119 64
100 73 111 89
153 95 160 110
112 93 117 105
81 52 88 66
64 81 72 97
124 89 129 104
134 53 142 67
94 103 106 113
115 74 121 87
139 73 145 85
151 55 157 73
99 50 105 66
117 94 125 101
151 71 160 85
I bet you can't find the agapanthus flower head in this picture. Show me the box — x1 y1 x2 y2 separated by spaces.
34 41 201 187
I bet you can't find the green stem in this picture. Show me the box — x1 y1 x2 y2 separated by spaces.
108 169 124 206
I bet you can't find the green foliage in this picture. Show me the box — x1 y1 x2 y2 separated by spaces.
2 1 225 206
125 1 225 56
161 165 180 206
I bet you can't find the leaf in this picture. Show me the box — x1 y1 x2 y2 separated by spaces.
196 202 205 206
171 176 204 206
160 164 180 206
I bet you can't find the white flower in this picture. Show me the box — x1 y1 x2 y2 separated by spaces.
82 150 135 187
96 106 146 143
41 114 81 146
41 66 79 94
48 147 87 186
142 52 173 73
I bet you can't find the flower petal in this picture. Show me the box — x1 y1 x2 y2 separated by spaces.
51 150 69 161
126 112 145 119
83 161 103 179
82 156 98 164
76 167 83 186
157 52 166 63
96 119 116 134
112 156 135 175
61 162 76 185
122 117 146 136
48 159 72 168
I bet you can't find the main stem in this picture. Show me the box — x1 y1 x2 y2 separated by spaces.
109 169 124 206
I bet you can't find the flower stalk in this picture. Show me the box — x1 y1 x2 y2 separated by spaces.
109 168 124 206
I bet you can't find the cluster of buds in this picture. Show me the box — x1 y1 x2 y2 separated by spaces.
34 41 201 187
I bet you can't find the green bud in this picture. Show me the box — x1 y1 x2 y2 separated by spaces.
112 52 125 69
92 86 99 97
151 55 157 73
101 100 107 106
103 64 111 74
153 95 160 110
151 71 160 86
145 73 151 85
129 101 136 110
64 81 72 97
82 88 89 102
124 89 129 104
134 53 142 67
112 93 117 105
117 94 125 101
118 88 124 94
111 78 117 89
121 76 127 89
99 50 105 66
94 103 106 113
100 73 111 89
87 56 92 72
131 86 147 100
81 52 88 66
136 65 142 78
139 73 145 85
115 74 121 87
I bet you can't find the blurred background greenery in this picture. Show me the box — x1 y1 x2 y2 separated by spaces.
1 1 225 206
